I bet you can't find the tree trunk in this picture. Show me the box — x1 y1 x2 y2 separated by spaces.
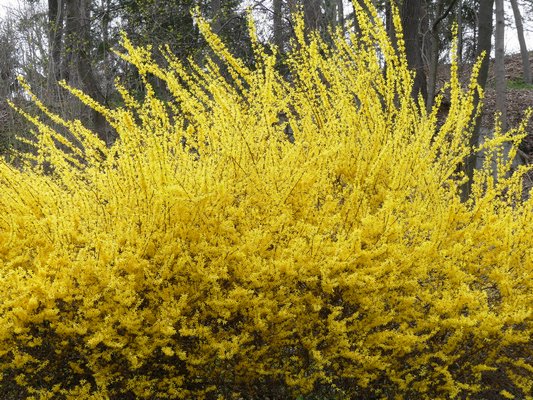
426 0 445 110
99 0 112 102
324 0 337 28
462 0 495 201
47 0 64 84
64 0 109 144
400 0 428 103
510 0 531 84
273 0 284 50
303 0 322 34
210 0 222 33
493 0 510 181
62 0 77 82
427 0 460 110
457 0 463 64
494 0 506 131
337 0 344 33
385 0 393 41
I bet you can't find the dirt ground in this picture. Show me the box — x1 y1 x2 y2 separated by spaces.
437 51 533 196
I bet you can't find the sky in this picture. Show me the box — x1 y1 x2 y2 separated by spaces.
0 0 21 18
0 0 532 54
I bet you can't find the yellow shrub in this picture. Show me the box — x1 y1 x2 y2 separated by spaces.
1 5 532 400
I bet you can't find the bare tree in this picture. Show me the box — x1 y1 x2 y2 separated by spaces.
426 0 460 110
494 0 506 131
463 0 495 201
302 0 323 34
48 0 64 84
63 0 109 142
0 17 20 153
273 0 284 50
510 0 531 85
457 0 463 64
210 0 222 33
324 0 337 28
400 0 428 103
337 0 344 32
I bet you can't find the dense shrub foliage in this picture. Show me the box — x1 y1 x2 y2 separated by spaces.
1 6 532 399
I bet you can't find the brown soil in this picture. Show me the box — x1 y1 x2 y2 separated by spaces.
484 52 533 155
437 51 533 196
437 52 533 153
485 52 533 196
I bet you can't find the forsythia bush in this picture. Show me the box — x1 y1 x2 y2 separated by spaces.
1 5 532 400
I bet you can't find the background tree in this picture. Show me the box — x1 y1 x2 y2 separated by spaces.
0 2 50 156
0 17 21 154
0 18 19 101
47 0 63 83
399 0 428 102
426 0 460 109
510 0 531 85
1 0 532 202
63 0 110 142
494 0 506 131
272 0 284 50
464 0 495 200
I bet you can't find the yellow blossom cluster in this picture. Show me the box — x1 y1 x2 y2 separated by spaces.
0 4 531 399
